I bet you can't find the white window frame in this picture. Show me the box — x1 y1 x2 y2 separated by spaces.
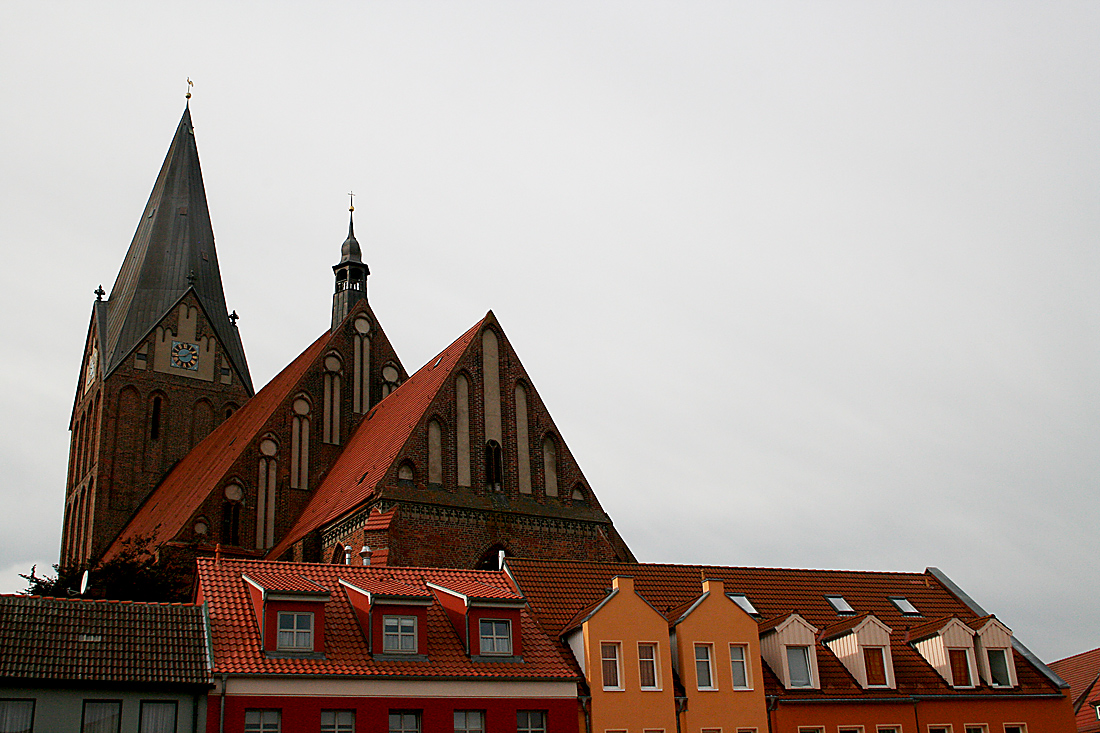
601 642 623 690
1003 725 1027 733
876 727 901 733
388 710 420 733
638 641 661 690
276 611 314 651
948 647 975 688
786 645 814 688
320 710 355 733
863 645 889 687
963 727 988 733
825 595 855 614
517 710 547 733
454 710 485 733
985 648 1012 687
838 727 864 733
695 643 716 690
382 615 417 654
729 643 751 689
928 726 953 733
478 618 512 656
244 710 281 733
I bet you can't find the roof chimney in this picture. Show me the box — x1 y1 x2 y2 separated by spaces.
612 576 635 593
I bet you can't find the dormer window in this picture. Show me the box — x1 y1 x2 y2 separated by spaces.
277 612 314 651
864 647 888 686
949 648 973 686
479 619 512 655
889 596 920 615
786 646 813 687
986 649 1011 687
825 595 855 614
822 614 895 689
971 617 1017 688
383 616 417 653
728 593 759 616
760 613 820 690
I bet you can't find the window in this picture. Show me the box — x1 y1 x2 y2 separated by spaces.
787 645 813 687
479 619 512 655
244 710 280 733
928 727 951 733
82 701 122 733
276 612 313 651
139 701 177 733
825 595 855 614
889 596 921 615
389 711 420 733
797 728 824 733
864 647 887 686
987 648 1011 687
695 644 715 689
730 643 750 688
0 700 34 733
454 711 484 733
383 615 417 653
517 711 547 733
638 642 659 689
1004 726 1026 733
839 728 863 733
949 648 972 686
964 727 987 733
150 396 162 440
602 643 622 689
877 728 899 733
485 440 503 489
321 711 355 733
221 500 241 546
728 593 759 615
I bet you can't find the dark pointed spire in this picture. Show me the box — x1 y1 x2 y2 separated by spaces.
100 106 253 393
340 206 362 264
332 193 369 330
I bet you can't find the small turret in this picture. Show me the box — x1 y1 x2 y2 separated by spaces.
332 197 369 330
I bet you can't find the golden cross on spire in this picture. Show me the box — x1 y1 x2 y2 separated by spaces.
186 78 193 100
348 191 355 212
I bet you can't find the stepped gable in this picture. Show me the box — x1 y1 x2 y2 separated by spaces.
102 106 251 391
0 595 208 686
505 558 1064 699
267 316 486 559
195 558 575 679
99 331 330 562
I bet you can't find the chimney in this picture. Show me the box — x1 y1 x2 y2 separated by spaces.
612 576 635 593
702 578 725 596
360 546 371 566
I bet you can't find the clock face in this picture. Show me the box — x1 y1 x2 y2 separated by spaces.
171 341 200 370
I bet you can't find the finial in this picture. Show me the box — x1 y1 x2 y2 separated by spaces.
348 190 355 212
186 77 193 101
94 285 105 301
229 310 239 326
187 269 196 286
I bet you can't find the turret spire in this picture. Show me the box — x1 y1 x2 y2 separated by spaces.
332 194 369 330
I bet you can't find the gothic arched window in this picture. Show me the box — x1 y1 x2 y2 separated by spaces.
485 440 503 491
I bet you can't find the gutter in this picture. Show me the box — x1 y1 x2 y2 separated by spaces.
927 567 1070 690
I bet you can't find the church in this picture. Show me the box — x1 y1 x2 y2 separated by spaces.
61 104 635 576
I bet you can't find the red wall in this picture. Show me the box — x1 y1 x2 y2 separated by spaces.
262 599 327 653
468 606 523 657
371 603 429 655
210 694 578 733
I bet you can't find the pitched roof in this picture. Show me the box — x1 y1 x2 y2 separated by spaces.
0 595 208 686
243 572 329 595
102 106 251 391
342 577 429 599
268 316 486 559
432 578 525 602
1050 647 1100 730
197 558 577 680
505 558 1064 700
101 331 331 562
363 507 397 531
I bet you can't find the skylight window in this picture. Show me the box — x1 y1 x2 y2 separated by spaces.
888 597 921 615
825 596 855 614
728 593 759 616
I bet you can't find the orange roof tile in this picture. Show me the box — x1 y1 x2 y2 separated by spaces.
506 558 1064 700
197 558 576 680
1050 647 1100 732
242 572 329 594
102 331 332 562
268 316 486 559
363 507 397 531
432 578 525 601
341 577 429 598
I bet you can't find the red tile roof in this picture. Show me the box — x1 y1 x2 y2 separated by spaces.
363 507 397 531
341 577 429 598
102 331 332 562
433 578 525 601
505 558 1063 700
820 612 880 640
268 317 486 559
242 572 329 594
1051 647 1100 733
197 558 576 680
906 615 959 641
0 595 208 686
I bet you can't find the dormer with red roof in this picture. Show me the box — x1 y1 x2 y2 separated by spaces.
759 612 821 690
821 613 896 689
339 576 433 659
969 615 1018 688
241 571 331 657
428 579 527 661
909 615 979 688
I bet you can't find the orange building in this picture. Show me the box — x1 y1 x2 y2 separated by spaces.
506 559 1076 733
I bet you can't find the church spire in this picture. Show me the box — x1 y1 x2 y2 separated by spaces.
332 194 369 330
101 106 253 393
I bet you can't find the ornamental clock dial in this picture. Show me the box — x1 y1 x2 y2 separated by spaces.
171 341 200 370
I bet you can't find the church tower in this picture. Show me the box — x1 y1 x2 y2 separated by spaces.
331 199 369 330
60 104 253 568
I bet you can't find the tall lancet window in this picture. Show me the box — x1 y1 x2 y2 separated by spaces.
456 374 471 487
256 437 278 549
485 440 503 491
323 353 342 444
352 315 372 413
542 434 559 497
428 419 443 487
515 383 532 494
290 396 311 490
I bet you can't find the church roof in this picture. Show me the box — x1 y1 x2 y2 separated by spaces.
102 106 252 392
99 330 330 562
267 315 487 559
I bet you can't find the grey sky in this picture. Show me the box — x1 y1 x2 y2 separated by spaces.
2 3 1098 662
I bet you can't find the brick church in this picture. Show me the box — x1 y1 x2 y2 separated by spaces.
61 104 635 575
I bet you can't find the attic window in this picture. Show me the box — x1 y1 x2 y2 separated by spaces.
825 595 855 614
728 593 759 616
888 597 920 615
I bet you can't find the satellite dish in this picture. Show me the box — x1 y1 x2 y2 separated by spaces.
79 570 89 595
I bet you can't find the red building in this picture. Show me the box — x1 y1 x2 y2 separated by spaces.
196 557 580 733
1050 647 1100 733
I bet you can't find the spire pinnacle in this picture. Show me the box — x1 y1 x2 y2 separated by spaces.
185 78 193 106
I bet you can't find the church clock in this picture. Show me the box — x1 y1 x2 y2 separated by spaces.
171 341 201 370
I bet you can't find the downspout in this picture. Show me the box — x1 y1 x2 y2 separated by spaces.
579 694 591 733
219 674 228 733
674 695 688 733
766 695 778 733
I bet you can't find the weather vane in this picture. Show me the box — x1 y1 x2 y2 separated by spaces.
348 191 355 212
186 78 193 100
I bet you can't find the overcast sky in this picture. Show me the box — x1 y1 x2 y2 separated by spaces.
2 2 1098 663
